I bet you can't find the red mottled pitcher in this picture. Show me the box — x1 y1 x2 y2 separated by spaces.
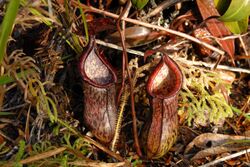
143 54 183 159
79 36 117 143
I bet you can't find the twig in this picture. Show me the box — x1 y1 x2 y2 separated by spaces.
1 103 28 112
177 57 250 73
116 1 130 106
199 148 250 167
47 0 53 17
96 39 250 74
68 160 126 167
71 1 225 56
111 1 130 152
96 39 144 56
239 36 248 56
208 32 249 41
0 130 15 143
116 0 142 157
20 147 67 164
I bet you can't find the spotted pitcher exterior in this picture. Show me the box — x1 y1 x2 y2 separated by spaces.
143 55 183 159
79 36 117 143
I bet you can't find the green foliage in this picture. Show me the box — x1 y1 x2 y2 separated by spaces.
27 79 58 123
0 1 94 166
179 65 235 126
20 0 54 26
0 0 20 64
223 17 249 34
0 112 15 115
214 0 250 34
215 0 250 21
131 159 143 166
78 0 89 45
0 69 35 85
0 142 9 156
131 0 149 10
2 130 91 166
231 105 250 120
32 141 57 154
14 140 25 167
127 156 142 167
25 133 91 166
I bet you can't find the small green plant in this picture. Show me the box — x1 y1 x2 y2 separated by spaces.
14 140 25 167
179 64 235 126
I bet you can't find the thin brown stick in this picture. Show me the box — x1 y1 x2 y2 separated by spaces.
95 39 250 74
199 148 250 167
116 3 128 107
111 1 130 152
239 36 248 56
116 0 142 157
71 1 225 56
68 161 126 167
20 147 67 164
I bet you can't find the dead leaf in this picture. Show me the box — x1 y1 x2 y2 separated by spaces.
196 0 235 65
185 133 250 159
87 18 116 34
0 134 4 144
108 26 168 48
68 160 126 167
191 146 247 160
179 126 200 145
185 133 250 153
196 0 220 19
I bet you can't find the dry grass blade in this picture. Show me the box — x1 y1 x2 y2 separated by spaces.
199 148 250 167
19 147 66 164
68 160 126 167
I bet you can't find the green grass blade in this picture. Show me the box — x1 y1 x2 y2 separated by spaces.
0 112 15 115
0 69 35 85
77 0 89 44
0 0 21 64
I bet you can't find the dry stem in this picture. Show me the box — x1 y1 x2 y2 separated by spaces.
96 39 250 74
115 0 142 157
71 1 225 56
199 148 250 167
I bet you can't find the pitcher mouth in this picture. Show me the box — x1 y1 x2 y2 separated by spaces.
79 35 117 88
147 55 183 99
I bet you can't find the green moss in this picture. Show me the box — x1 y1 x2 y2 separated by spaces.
179 65 235 126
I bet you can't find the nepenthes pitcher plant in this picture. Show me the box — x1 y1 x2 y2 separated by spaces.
78 21 183 158
79 35 117 143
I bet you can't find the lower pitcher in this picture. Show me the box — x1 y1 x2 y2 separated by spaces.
143 54 183 159
79 36 117 143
